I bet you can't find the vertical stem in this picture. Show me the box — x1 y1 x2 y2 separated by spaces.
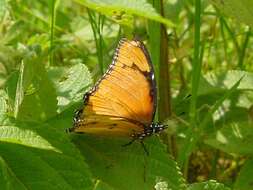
87 9 104 75
159 1 171 120
238 27 251 69
159 1 174 157
209 150 219 178
220 18 229 64
148 0 161 119
97 14 105 73
49 0 56 66
220 17 241 56
190 0 201 128
182 0 202 180
148 0 174 156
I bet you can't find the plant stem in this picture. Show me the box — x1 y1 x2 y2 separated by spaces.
49 0 56 66
238 27 251 69
183 0 202 179
87 9 104 75
190 0 201 128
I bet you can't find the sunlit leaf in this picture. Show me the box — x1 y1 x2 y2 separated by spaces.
205 121 253 155
0 120 94 189
15 56 58 122
74 0 174 27
188 180 231 190
48 63 92 113
0 125 58 152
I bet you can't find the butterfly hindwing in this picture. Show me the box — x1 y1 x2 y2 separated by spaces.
70 38 156 136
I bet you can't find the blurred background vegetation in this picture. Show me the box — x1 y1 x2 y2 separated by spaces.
1 0 253 190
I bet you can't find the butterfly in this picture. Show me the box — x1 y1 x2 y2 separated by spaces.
67 38 166 146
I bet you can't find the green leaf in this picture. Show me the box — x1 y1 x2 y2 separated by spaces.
198 70 253 96
200 75 243 130
188 180 231 190
15 56 58 122
0 120 94 189
0 125 58 152
205 121 253 155
210 0 253 27
178 76 243 167
48 63 92 113
3 71 19 112
0 156 27 190
72 135 186 190
234 159 253 190
74 0 174 27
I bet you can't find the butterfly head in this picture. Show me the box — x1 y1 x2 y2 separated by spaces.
150 123 167 133
132 123 167 140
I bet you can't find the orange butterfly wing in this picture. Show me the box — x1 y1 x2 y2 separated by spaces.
70 38 156 137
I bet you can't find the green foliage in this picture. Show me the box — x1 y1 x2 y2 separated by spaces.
0 121 93 189
0 0 6 21
15 57 58 121
75 0 174 27
205 122 253 155
1 0 253 189
188 180 231 190
48 63 92 112
210 0 253 27
73 135 185 190
234 159 253 190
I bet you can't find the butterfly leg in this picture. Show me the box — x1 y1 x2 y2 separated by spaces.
140 141 149 156
122 138 136 147
122 139 149 156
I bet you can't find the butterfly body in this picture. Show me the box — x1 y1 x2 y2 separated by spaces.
68 38 166 142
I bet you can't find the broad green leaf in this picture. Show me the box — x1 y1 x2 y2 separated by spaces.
15 56 58 122
188 180 231 190
210 0 253 27
0 125 58 152
0 156 26 190
48 63 92 113
234 159 253 190
205 122 253 155
72 135 186 190
0 120 94 189
74 0 174 27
